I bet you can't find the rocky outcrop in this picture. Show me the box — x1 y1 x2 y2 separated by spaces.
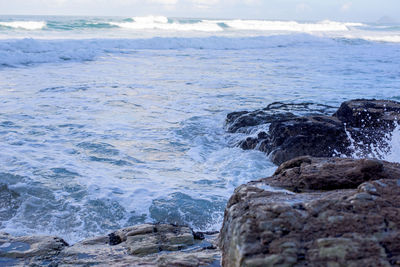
219 156 400 266
227 99 400 165
263 156 400 192
226 102 337 133
267 116 351 165
0 224 220 266
334 99 400 129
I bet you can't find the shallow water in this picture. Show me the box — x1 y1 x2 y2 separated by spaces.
0 16 400 243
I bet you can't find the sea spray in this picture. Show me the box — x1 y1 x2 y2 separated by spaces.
345 121 400 162
383 123 400 162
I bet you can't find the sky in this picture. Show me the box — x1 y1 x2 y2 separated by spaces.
0 0 399 22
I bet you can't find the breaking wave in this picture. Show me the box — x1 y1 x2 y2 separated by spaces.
110 15 223 32
110 17 363 33
0 21 46 30
0 17 365 33
216 19 364 32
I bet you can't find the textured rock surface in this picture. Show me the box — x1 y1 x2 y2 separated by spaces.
226 102 336 133
0 233 68 266
334 99 400 129
263 156 400 192
227 99 400 165
267 116 350 165
0 224 220 266
219 156 400 266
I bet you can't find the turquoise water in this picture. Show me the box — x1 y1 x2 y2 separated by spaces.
0 15 399 243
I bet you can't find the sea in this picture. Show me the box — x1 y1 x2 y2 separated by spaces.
0 15 399 243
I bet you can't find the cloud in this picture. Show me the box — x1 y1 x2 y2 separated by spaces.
341 2 352 12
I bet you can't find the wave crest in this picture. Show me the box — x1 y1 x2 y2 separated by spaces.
0 21 46 30
132 15 169 24
218 19 364 32
110 17 223 32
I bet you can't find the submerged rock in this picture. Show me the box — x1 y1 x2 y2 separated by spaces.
219 156 400 266
0 224 220 266
227 99 400 165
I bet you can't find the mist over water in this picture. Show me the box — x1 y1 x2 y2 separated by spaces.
0 15 399 243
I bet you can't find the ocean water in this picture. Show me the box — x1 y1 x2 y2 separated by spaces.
0 15 400 243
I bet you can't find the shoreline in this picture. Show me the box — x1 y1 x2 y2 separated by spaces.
2 99 400 266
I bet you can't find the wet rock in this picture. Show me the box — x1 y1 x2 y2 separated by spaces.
0 233 68 266
108 232 122 246
263 156 400 192
334 99 400 159
267 115 350 165
219 157 400 266
58 224 220 266
123 224 195 256
227 99 400 165
0 224 220 267
226 102 336 133
226 110 296 133
334 99 400 129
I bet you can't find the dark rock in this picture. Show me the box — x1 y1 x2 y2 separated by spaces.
219 156 400 266
226 102 336 133
108 232 122 246
267 115 351 165
334 99 400 159
193 231 205 240
262 156 400 191
226 110 296 133
334 99 400 129
227 99 400 165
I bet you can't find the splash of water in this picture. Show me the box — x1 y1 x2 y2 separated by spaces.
383 123 400 162
345 122 400 163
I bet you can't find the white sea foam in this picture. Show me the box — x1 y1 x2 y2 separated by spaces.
110 19 223 32
345 121 400 163
132 15 169 24
2 31 399 68
360 35 400 43
0 17 398 47
0 21 46 30
0 38 97 66
217 19 363 32
109 18 363 33
383 124 400 163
